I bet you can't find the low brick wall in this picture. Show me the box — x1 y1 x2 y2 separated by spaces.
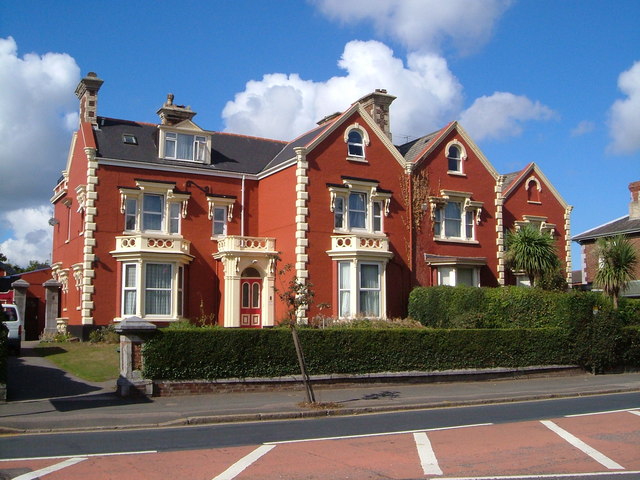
151 365 583 397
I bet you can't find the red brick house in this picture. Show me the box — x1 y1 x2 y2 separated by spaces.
51 73 572 338
573 181 640 297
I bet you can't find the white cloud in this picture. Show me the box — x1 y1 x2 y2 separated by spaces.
608 60 640 154
0 206 53 267
223 40 462 140
0 36 80 215
312 0 512 54
571 120 596 137
458 92 555 141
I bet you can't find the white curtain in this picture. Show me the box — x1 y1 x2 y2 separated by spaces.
177 133 194 160
145 264 172 315
359 264 379 316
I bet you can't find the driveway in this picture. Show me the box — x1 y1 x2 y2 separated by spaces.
5 341 116 402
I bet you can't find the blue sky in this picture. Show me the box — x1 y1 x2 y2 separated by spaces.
1 0 639 268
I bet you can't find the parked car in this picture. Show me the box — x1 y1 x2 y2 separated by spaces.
2 304 22 355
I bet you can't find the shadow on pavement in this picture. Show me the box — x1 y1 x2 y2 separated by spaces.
6 355 105 401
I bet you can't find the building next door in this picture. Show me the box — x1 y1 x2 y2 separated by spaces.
240 267 262 328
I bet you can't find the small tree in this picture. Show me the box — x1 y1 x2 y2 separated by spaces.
593 235 638 309
505 225 560 287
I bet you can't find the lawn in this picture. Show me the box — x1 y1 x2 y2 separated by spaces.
35 342 120 382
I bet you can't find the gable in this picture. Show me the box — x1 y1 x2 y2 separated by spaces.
503 163 568 209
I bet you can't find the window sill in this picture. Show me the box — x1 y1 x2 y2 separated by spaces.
346 156 368 163
332 229 385 236
447 171 466 177
434 238 479 245
527 201 542 204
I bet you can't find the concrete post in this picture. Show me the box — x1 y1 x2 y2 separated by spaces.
11 279 29 340
114 317 157 397
43 279 61 337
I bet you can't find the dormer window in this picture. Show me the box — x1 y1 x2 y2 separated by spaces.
344 124 370 162
446 141 467 175
164 132 207 162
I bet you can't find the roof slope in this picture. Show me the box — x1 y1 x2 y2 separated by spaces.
94 117 287 175
573 215 640 242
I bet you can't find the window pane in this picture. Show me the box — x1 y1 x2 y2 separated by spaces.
143 194 163 231
458 268 475 286
176 133 194 160
123 291 137 315
165 133 176 158
349 192 366 229
213 206 227 235
448 145 460 171
373 202 382 232
444 202 461 237
465 211 474 239
124 264 137 288
334 197 344 229
145 264 171 315
125 198 137 230
347 131 364 157
242 282 250 308
359 264 380 317
252 282 260 308
169 203 180 234
434 208 441 236
360 264 379 289
338 262 351 317
439 267 454 286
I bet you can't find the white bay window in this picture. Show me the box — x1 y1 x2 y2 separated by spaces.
120 261 185 319
337 260 385 318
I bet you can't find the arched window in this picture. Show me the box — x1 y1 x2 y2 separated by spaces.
447 145 462 172
347 130 364 157
526 178 541 203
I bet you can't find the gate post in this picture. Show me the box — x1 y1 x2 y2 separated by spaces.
11 279 29 340
43 279 61 337
114 316 157 397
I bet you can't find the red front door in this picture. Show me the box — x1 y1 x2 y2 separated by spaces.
240 278 262 328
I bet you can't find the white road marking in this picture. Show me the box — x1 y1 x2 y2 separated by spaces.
629 410 640 417
266 423 492 444
0 450 157 462
414 431 443 475
432 470 640 479
567 408 640 418
212 444 276 480
540 420 625 470
12 457 87 479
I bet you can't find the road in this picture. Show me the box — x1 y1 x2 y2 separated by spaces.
1 393 639 479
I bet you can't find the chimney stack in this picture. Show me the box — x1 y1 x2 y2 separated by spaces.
75 72 104 126
629 181 640 219
156 94 196 125
356 89 396 141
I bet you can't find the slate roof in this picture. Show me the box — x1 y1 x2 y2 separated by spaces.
572 215 640 242
94 117 288 175
395 124 449 164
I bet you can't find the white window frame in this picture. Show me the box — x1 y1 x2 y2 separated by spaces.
437 266 480 287
445 140 467 175
343 123 370 162
121 263 138 317
337 260 385 318
329 179 391 235
430 191 482 243
120 181 189 235
163 131 208 162
207 196 235 238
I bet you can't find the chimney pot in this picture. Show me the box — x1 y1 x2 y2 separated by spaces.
629 181 640 219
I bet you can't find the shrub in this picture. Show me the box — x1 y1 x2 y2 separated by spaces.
89 325 119 344
618 298 640 326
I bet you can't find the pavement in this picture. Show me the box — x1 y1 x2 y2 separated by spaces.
1 341 640 435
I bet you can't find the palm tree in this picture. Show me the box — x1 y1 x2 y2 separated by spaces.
505 225 560 287
593 235 638 309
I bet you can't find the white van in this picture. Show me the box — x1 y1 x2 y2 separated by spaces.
2 304 23 355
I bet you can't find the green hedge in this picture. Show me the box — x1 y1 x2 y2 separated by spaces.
142 327 574 380
408 286 614 330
